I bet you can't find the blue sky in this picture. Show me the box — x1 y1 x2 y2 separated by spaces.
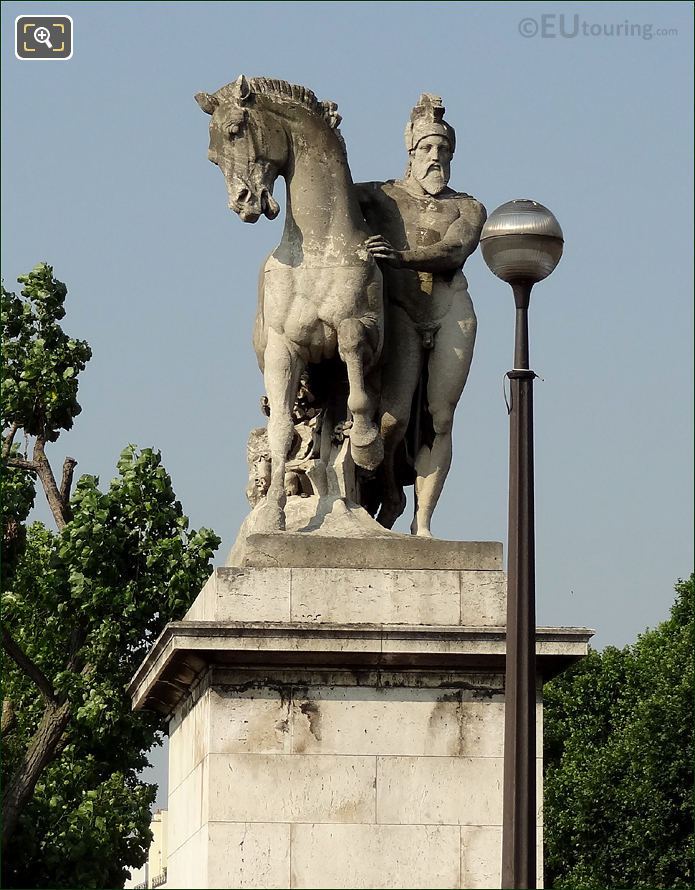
2 0 693 801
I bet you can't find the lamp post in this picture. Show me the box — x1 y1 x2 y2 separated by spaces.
480 200 564 889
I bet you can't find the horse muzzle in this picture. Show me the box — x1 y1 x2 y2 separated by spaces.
228 186 280 223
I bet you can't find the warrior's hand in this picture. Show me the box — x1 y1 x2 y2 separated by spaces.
365 234 402 266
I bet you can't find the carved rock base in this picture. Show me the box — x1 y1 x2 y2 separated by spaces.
130 541 592 889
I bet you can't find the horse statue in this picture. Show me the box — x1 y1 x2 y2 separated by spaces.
196 75 384 532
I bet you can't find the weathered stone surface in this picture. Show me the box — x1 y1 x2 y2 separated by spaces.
290 824 461 889
460 569 506 625
131 552 591 888
376 755 543 828
162 667 549 886
185 567 291 623
183 562 507 628
167 826 208 889
168 679 209 793
207 822 290 889
167 759 208 856
292 567 461 625
207 753 376 823
460 826 502 890
376 755 504 825
130 621 592 714
207 684 292 755
237 533 503 570
290 685 505 758
459 826 544 889
228 497 400 568
168 823 292 890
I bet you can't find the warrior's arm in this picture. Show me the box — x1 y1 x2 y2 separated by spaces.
367 199 487 273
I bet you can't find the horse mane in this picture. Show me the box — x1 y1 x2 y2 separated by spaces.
248 77 345 149
248 78 322 116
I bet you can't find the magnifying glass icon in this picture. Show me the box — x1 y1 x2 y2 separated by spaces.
33 26 53 48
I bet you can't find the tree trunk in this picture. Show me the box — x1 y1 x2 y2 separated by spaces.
2 699 71 851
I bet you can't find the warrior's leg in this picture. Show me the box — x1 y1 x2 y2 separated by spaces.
411 292 477 537
257 328 305 532
376 307 423 528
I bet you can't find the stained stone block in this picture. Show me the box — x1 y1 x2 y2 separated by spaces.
207 685 292 755
290 684 505 758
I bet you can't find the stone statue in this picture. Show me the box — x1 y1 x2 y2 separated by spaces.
196 76 384 534
356 95 486 536
197 79 485 540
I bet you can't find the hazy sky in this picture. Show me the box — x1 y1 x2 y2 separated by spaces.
2 0 693 805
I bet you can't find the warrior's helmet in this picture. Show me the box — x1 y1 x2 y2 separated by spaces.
404 94 456 154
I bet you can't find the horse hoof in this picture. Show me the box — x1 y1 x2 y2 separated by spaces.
351 435 384 472
376 492 407 529
254 502 286 533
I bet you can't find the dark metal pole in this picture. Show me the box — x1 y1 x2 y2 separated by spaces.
501 280 537 889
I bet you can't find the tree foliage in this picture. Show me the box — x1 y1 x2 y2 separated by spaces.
1 264 220 887
544 575 694 889
2 263 91 441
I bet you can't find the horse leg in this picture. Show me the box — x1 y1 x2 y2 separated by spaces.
255 328 304 533
338 317 383 472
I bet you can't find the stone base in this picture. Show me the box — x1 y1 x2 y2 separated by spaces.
162 665 545 890
129 538 592 889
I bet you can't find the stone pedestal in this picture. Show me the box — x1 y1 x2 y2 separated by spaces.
130 535 591 889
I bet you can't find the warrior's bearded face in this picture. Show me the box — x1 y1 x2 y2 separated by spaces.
409 135 452 196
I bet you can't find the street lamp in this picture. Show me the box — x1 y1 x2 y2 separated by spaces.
480 200 564 889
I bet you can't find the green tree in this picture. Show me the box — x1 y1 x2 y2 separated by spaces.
544 575 694 889
1 264 220 887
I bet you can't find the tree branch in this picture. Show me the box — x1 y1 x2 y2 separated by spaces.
2 698 16 736
32 437 71 529
5 456 39 473
59 456 77 504
2 624 56 707
2 422 20 460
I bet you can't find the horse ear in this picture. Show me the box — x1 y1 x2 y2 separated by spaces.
236 75 252 104
195 92 219 115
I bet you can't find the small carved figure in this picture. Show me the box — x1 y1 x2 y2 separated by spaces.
245 376 325 508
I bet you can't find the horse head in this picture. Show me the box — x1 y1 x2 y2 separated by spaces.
196 75 284 223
